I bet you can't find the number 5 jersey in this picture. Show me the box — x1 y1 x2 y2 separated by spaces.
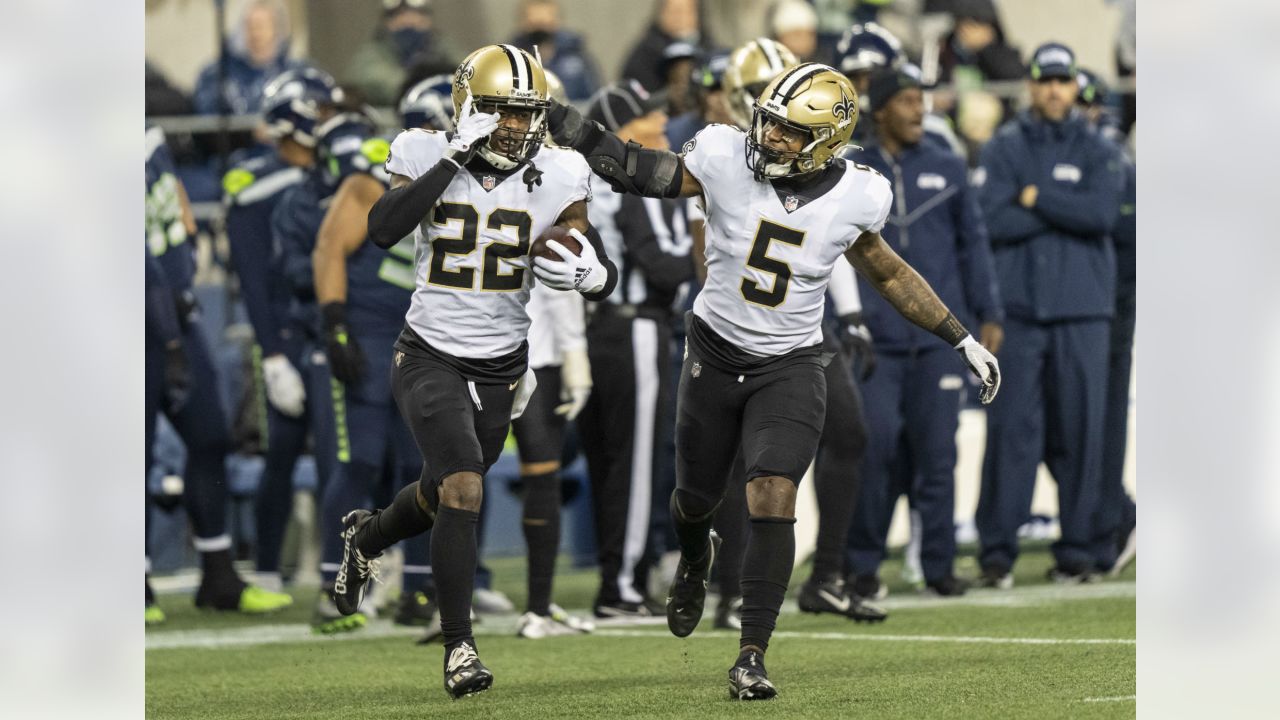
682 123 892 358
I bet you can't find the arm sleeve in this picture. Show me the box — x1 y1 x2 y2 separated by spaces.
579 224 618 302
975 140 1052 245
954 174 1005 324
225 201 286 356
1030 141 1124 238
617 196 695 294
827 256 863 316
369 131 458 249
544 286 587 355
145 251 183 345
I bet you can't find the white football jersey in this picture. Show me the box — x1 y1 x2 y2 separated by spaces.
385 129 591 358
682 123 892 356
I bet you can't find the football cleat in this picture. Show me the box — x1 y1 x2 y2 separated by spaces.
850 573 889 601
312 594 370 635
924 575 971 597
195 581 293 614
728 650 777 701
333 510 382 616
1110 523 1136 577
976 566 1014 590
1046 567 1101 585
714 595 742 630
144 604 166 626
548 603 595 633
394 590 437 627
443 641 493 699
666 532 721 638
593 600 654 621
472 587 515 614
799 576 887 623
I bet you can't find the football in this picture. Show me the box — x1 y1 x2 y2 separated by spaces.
529 225 582 261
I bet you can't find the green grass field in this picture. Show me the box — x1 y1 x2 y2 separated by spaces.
146 544 1135 719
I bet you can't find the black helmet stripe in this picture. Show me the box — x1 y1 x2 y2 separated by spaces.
755 37 783 72
771 63 826 104
499 44 530 92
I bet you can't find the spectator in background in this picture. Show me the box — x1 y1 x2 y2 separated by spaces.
509 0 602 102
621 0 712 92
842 66 1002 599
344 0 457 107
768 0 820 62
666 51 731 148
935 0 1023 85
146 62 193 117
973 43 1125 587
660 41 701 117
194 0 301 115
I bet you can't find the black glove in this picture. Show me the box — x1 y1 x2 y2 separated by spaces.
163 341 191 414
322 302 366 385
838 312 876 380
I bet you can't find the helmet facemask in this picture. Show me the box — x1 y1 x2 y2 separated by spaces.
471 97 549 169
745 106 833 181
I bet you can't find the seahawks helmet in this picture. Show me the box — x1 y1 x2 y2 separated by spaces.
833 23 903 76
399 74 454 130
722 38 798 129
261 67 343 147
746 63 859 181
451 44 550 168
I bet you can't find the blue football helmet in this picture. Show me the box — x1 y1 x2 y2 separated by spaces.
399 74 454 131
834 23 903 75
261 67 343 147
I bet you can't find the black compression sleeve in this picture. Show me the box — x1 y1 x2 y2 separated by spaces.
367 157 461 248
580 225 618 302
547 100 683 198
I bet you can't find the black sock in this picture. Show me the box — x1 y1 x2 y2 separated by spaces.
432 505 479 647
713 481 748 599
671 489 718 565
199 549 242 588
740 516 796 653
357 481 435 556
521 472 561 615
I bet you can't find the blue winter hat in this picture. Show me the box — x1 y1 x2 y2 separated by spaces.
1029 42 1077 81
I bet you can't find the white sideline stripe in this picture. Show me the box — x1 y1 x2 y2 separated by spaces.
594 630 1135 646
1081 695 1136 703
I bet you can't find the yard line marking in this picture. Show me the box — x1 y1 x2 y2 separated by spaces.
594 629 1136 646
1081 695 1136 702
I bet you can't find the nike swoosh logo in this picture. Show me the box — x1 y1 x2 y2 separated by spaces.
818 589 850 612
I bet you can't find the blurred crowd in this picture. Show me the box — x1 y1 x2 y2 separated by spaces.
145 0 1136 627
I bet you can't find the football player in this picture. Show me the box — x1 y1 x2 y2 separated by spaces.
223 68 337 591
720 38 887 625
332 45 617 698
145 125 292 617
545 63 1000 699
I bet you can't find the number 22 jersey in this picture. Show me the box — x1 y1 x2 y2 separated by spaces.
682 123 892 358
384 129 591 361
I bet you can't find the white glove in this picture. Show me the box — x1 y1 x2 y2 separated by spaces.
510 367 539 420
261 354 306 417
555 347 592 420
532 229 607 294
955 335 1001 405
446 92 500 163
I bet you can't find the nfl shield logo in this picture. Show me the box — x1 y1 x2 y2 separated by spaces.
784 195 800 213
482 175 497 191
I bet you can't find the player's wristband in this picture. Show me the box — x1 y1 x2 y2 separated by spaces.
321 302 347 332
932 312 970 348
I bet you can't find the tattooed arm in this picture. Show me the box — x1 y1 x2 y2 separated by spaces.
845 231 1002 403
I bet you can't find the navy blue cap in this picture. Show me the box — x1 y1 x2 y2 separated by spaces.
867 63 923 111
1029 42 1077 80
587 79 668 131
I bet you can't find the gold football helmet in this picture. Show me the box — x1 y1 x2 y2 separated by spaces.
722 38 798 129
451 44 550 165
747 63 859 180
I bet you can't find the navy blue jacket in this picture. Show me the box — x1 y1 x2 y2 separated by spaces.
975 110 1124 322
844 139 1003 353
271 177 327 340
509 30 601 102
223 154 307 357
1115 156 1136 303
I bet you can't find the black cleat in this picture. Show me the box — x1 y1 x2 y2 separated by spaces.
593 600 654 621
798 576 888 623
666 532 721 637
728 650 777 700
714 595 742 630
1046 566 1101 584
924 574 970 597
443 641 493 699
395 590 437 627
332 510 382 616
